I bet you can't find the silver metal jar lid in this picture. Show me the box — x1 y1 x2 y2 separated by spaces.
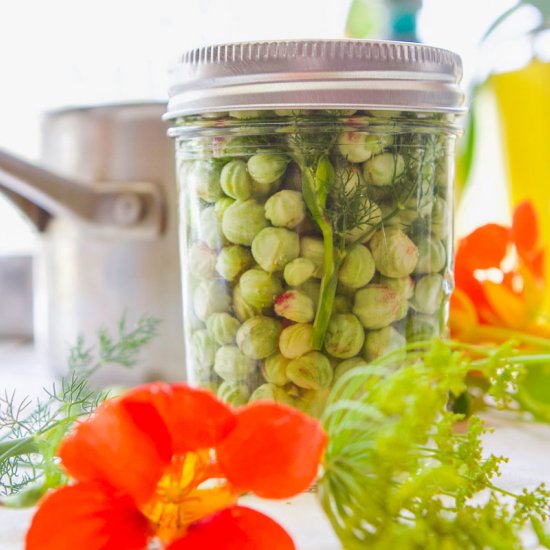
165 39 465 118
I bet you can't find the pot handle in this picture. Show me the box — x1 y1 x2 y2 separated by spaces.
0 148 165 238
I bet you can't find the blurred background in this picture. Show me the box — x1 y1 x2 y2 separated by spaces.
0 0 548 390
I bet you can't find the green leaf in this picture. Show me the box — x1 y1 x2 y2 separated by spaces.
2 483 47 509
517 362 550 422
532 516 550 548
315 154 334 209
455 101 477 201
482 1 550 44
481 3 523 43
530 0 550 21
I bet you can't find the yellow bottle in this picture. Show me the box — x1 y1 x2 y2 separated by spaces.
489 59 550 310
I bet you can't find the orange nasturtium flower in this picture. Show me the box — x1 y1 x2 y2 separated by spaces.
451 201 548 343
25 383 327 550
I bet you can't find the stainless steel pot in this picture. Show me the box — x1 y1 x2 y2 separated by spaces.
0 102 185 385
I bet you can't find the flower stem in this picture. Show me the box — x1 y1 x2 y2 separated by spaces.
0 436 39 461
470 326 550 350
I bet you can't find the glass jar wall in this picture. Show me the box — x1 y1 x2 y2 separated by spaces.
171 109 460 415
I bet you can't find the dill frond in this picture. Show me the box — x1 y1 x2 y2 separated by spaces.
320 339 550 549
0 314 160 504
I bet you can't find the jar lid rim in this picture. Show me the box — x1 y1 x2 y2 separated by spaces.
165 39 466 118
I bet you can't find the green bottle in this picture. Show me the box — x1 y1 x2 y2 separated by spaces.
345 0 422 42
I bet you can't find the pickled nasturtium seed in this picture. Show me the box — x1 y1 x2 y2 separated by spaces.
325 314 365 359
363 153 405 186
199 207 225 250
416 239 446 274
220 159 253 200
215 197 235 219
279 323 314 359
262 353 290 386
232 282 262 322
251 227 300 272
364 326 406 362
337 132 392 163
214 345 256 382
369 228 419 277
300 236 325 277
240 269 283 309
379 275 415 300
215 245 254 282
191 329 218 367
406 313 439 342
217 381 250 406
265 190 306 228
188 161 224 202
412 274 444 315
222 199 268 245
287 351 333 390
248 153 288 184
188 243 217 279
236 316 282 359
193 280 231 321
334 357 368 382
206 312 241 345
431 197 450 239
296 388 330 418
284 257 315 286
249 383 294 406
353 284 404 329
338 245 376 289
274 290 315 323
229 110 264 119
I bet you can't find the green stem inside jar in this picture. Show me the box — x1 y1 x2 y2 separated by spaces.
298 157 341 348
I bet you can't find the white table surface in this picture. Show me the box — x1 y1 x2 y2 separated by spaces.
2 341 550 549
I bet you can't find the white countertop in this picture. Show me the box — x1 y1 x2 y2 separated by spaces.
2 341 550 549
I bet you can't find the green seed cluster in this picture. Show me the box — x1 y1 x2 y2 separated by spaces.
176 109 454 417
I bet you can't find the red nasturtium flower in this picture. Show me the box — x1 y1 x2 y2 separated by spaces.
26 383 327 550
451 201 548 342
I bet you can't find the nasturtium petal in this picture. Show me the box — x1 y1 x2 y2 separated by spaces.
481 280 532 329
164 384 237 453
531 250 545 281
166 506 295 550
449 289 479 340
454 267 491 314
121 382 237 453
216 402 326 498
26 481 149 550
511 201 538 257
456 223 509 271
59 398 172 506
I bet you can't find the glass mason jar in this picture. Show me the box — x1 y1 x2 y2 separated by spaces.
165 40 465 416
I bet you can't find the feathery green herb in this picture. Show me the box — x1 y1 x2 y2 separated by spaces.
0 314 159 507
320 339 550 549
